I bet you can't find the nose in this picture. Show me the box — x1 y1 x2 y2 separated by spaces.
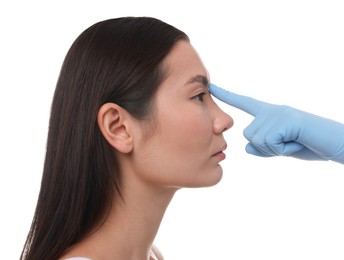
213 105 234 135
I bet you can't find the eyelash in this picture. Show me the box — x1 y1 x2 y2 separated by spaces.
193 92 207 102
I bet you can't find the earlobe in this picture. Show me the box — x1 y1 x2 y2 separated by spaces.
97 103 133 153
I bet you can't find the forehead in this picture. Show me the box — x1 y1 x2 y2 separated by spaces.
162 40 209 83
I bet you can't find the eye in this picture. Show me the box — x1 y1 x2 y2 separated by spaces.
192 92 207 102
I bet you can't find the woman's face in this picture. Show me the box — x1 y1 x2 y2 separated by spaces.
132 40 233 188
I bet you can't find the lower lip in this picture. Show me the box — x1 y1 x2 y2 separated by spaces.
213 151 226 161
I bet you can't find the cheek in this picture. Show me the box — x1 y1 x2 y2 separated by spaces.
162 106 212 147
132 105 220 188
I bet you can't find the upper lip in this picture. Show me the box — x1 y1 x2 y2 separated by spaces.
212 143 227 156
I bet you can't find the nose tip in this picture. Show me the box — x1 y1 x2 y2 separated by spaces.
214 111 234 134
223 114 234 132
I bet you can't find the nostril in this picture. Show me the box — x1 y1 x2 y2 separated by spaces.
224 116 234 131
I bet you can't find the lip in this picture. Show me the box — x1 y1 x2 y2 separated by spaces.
212 143 227 160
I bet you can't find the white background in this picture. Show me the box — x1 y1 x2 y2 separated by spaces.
1 0 344 259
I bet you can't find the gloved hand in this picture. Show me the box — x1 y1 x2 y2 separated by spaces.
209 83 344 164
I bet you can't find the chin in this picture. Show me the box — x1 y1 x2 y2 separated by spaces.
209 165 224 185
194 166 224 188
207 172 223 187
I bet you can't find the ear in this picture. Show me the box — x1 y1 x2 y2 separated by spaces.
97 103 134 153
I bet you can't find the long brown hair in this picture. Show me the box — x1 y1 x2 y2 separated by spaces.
21 17 188 260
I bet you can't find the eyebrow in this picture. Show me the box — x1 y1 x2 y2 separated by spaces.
185 75 209 89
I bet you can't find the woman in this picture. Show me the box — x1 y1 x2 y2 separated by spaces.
21 17 233 260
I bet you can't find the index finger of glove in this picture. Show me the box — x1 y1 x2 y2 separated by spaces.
209 83 266 116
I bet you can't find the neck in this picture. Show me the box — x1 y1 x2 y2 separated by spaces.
111 183 176 254
72 178 177 259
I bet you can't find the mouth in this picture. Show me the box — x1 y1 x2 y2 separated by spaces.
212 143 227 160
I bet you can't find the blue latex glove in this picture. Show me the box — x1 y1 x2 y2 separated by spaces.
209 83 344 164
